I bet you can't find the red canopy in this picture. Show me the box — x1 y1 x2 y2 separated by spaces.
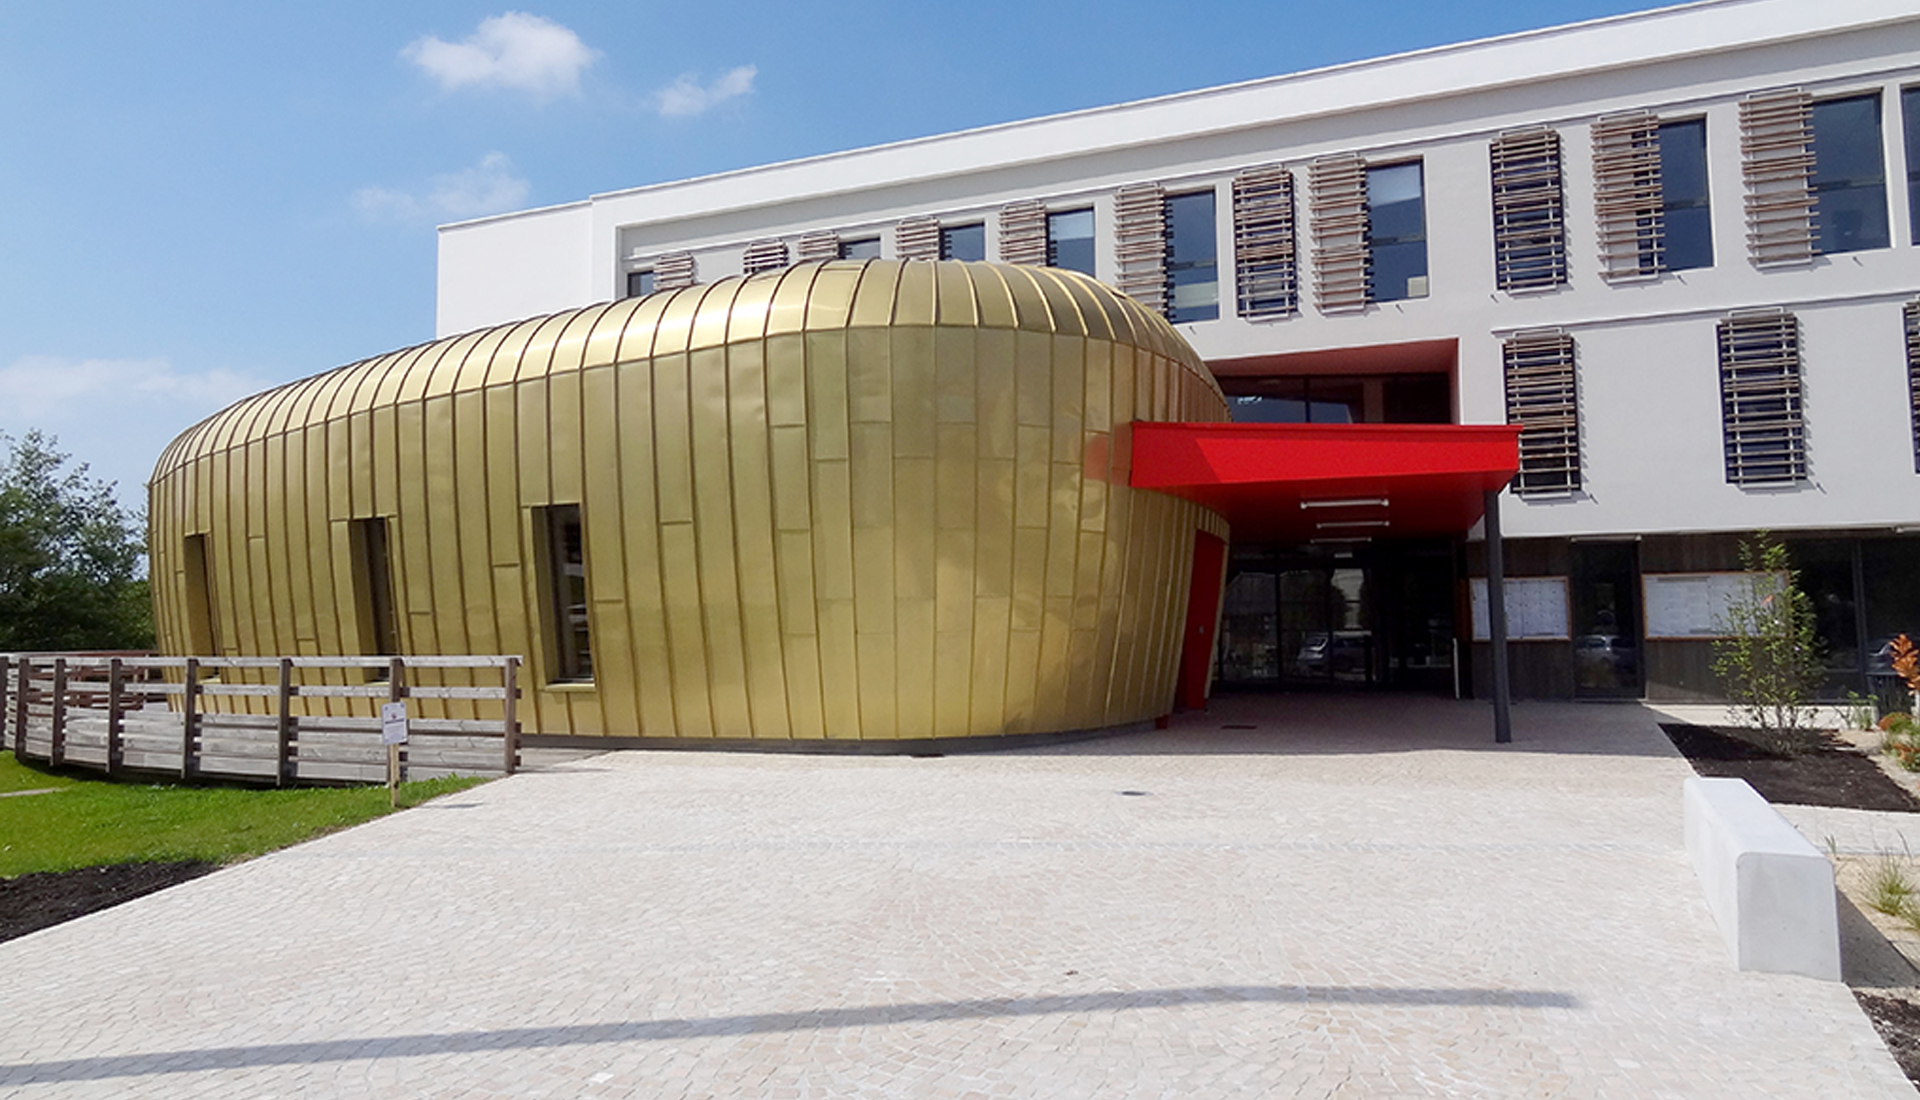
1130 422 1522 542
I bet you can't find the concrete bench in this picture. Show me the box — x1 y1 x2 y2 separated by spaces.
1683 776 1840 981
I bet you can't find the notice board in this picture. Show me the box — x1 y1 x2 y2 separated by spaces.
1470 577 1571 641
1642 572 1779 639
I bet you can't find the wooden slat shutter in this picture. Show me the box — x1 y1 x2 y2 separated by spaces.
896 217 941 261
1114 183 1166 313
1232 165 1296 319
742 239 789 274
1740 89 1815 268
1491 127 1567 291
1592 111 1662 282
998 200 1048 266
796 231 840 264
1502 330 1580 495
1717 310 1805 484
1309 154 1369 314
653 251 697 291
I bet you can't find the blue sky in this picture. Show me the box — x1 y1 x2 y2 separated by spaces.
0 0 1663 510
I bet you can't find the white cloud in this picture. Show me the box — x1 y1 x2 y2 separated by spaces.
404 12 598 99
0 355 273 507
654 65 757 118
353 152 531 224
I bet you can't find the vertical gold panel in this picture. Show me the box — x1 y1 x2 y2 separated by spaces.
582 366 635 737
689 343 749 736
727 337 790 738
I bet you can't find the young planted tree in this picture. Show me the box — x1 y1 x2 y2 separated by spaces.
0 431 152 651
1711 534 1826 753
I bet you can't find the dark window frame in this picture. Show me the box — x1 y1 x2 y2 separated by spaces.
536 504 594 684
1365 160 1428 303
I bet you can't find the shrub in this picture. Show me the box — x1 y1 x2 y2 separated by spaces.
1710 534 1826 756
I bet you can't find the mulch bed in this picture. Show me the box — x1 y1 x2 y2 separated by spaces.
0 861 216 944
1658 724 1920 812
1858 993 1920 1085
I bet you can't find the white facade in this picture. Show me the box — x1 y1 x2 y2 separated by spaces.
436 0 1920 699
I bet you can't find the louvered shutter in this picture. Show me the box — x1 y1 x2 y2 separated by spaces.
1114 183 1167 313
1490 128 1566 291
1310 154 1369 314
1740 89 1816 268
742 239 789 274
796 231 840 263
1592 112 1662 282
1502 331 1580 495
998 200 1048 266
1717 310 1806 484
896 217 941 261
1232 166 1296 319
1906 300 1920 472
654 251 697 291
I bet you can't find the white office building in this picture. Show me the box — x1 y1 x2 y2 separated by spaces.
435 0 1920 704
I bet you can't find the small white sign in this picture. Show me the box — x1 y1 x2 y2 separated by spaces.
381 701 409 745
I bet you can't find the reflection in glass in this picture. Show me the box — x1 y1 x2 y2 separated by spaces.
940 223 985 262
1047 209 1095 276
1367 162 1428 301
1165 191 1219 323
1811 94 1889 254
839 237 882 260
1658 120 1712 271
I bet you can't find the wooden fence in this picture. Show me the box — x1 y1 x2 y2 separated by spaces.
2 654 520 784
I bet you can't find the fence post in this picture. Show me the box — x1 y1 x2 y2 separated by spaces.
106 657 125 777
49 657 68 767
0 656 9 755
182 657 200 779
275 658 294 786
503 657 519 776
13 658 28 757
389 657 406 786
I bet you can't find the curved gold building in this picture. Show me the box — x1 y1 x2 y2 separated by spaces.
149 260 1230 744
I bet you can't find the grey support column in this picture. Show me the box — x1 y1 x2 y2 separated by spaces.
1484 487 1513 744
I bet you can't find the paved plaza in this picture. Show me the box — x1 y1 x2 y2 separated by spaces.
0 697 1911 1098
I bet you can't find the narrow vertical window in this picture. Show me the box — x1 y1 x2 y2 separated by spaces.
1232 165 1296 319
1657 120 1713 271
1502 331 1581 495
1046 208 1095 276
1367 161 1427 301
939 223 985 261
625 269 656 298
1717 310 1806 485
1811 93 1890 254
1164 190 1220 323
181 533 219 655
351 518 398 659
1490 128 1566 291
1905 87 1920 245
742 239 790 274
538 505 593 683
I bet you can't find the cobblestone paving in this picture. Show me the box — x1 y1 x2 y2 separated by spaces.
0 697 1910 1098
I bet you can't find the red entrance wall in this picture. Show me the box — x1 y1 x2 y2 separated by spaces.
1177 530 1229 711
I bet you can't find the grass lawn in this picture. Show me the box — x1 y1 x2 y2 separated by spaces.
0 751 488 877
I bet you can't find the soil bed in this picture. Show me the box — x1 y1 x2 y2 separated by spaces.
0 861 215 944
1858 993 1920 1086
1658 723 1920 812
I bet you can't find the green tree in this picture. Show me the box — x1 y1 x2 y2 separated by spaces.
0 431 152 651
1711 534 1825 753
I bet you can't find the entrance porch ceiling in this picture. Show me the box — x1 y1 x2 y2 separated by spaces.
1129 421 1521 542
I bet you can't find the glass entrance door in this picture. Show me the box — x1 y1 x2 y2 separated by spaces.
1216 542 1455 692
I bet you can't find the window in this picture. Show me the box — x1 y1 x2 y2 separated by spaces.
1595 114 1713 278
1366 162 1427 302
1811 94 1890 254
181 533 218 655
742 239 789 274
538 505 592 682
1502 331 1581 495
1164 191 1220 323
1222 375 1449 425
1658 120 1713 271
1906 87 1920 244
997 200 1048 265
1046 208 1095 276
1490 128 1566 291
895 217 940 261
1113 183 1165 311
939 223 985 261
1717 310 1806 484
838 237 881 260
1308 154 1369 313
351 518 399 659
1738 90 1816 267
1232 165 1296 319
625 269 655 298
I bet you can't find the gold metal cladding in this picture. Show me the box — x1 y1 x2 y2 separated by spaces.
149 260 1230 741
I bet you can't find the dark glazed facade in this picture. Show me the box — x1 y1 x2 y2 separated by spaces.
148 261 1231 742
